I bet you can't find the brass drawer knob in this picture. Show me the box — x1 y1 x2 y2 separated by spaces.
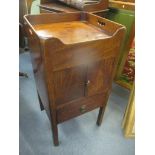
80 105 86 113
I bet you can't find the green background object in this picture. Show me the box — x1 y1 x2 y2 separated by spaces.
106 8 135 68
31 0 40 14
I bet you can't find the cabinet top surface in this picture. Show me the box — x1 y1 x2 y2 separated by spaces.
33 21 111 44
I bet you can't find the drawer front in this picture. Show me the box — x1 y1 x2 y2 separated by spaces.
56 94 105 123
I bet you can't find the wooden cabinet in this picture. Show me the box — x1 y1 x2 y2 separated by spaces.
24 12 125 146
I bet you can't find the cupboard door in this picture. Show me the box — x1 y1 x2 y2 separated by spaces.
86 58 115 96
53 65 87 105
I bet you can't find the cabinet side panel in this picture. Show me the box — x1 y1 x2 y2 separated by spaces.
25 25 51 118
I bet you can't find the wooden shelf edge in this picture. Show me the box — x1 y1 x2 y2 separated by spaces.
109 0 135 11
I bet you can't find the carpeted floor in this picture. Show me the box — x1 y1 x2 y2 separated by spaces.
19 52 135 155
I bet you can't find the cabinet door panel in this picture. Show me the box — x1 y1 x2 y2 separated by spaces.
53 65 87 105
87 58 115 96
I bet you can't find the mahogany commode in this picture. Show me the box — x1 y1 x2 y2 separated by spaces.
24 12 125 146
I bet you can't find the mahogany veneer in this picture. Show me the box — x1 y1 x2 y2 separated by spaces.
24 12 125 146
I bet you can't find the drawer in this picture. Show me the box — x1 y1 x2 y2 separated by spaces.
56 94 106 123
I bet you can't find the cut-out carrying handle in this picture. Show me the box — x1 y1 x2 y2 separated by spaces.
97 20 106 27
